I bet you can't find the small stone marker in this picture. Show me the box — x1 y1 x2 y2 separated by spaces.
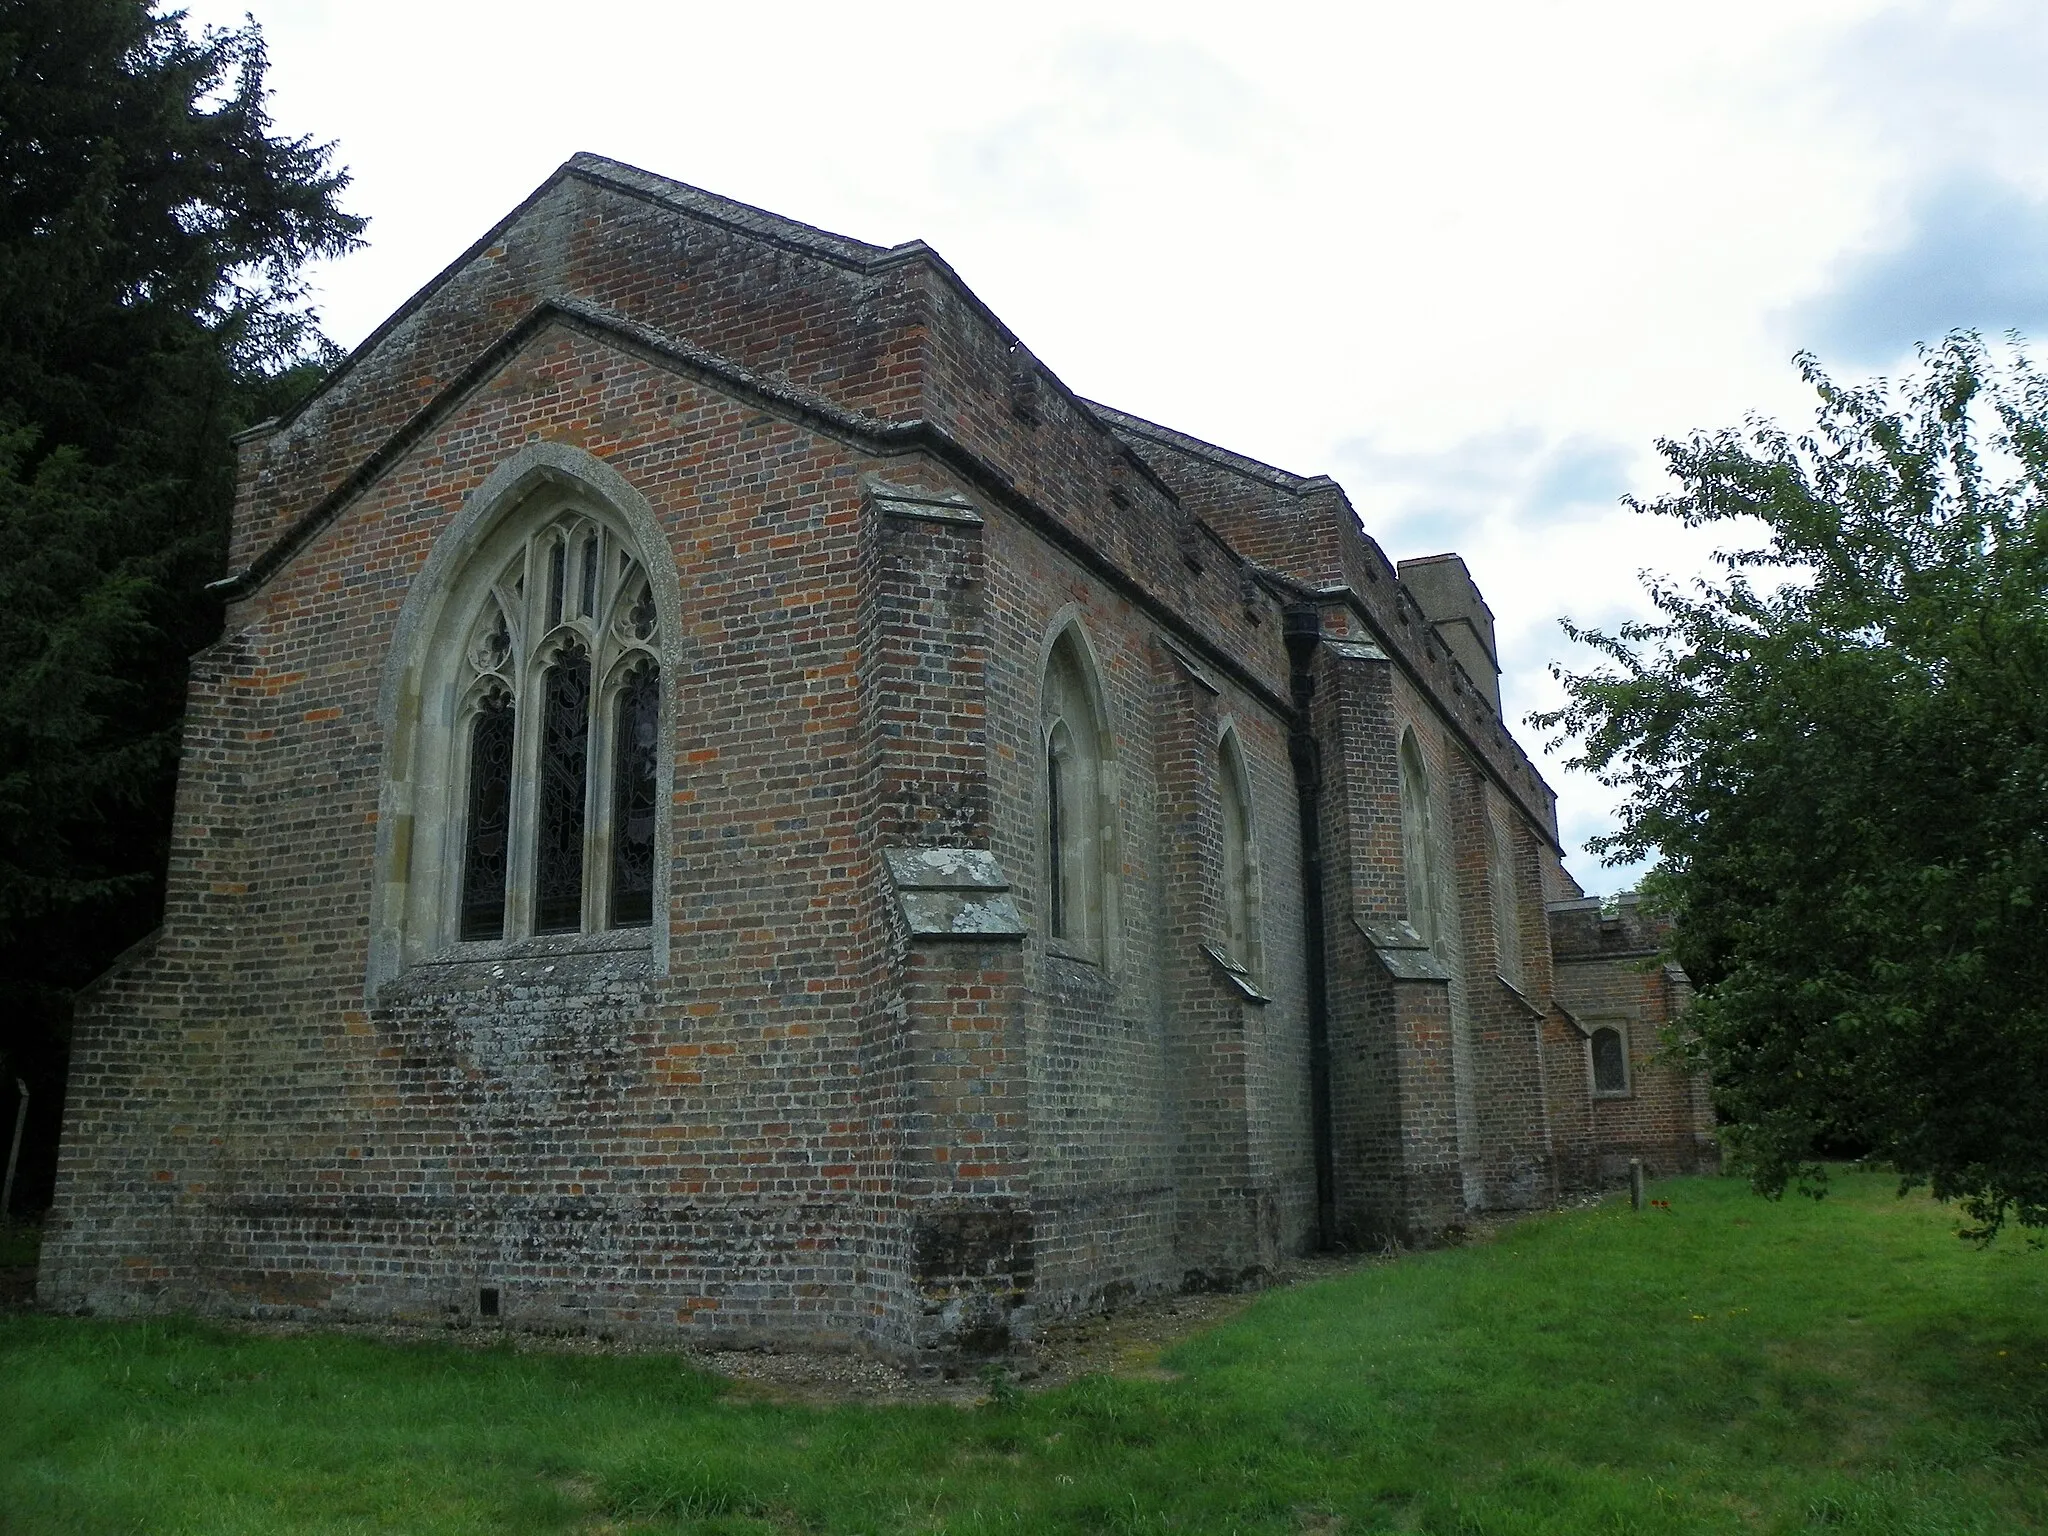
1629 1157 1646 1211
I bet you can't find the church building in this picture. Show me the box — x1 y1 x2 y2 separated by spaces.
38 156 1715 1361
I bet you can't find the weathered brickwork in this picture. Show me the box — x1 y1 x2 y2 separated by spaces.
41 155 1709 1357
1548 894 1718 1182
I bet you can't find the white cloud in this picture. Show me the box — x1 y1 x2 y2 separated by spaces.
1325 425 1725 890
1791 173 2048 364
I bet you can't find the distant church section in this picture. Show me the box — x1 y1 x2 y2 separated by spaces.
38 156 1714 1361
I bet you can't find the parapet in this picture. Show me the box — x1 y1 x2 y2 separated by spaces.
1394 553 1501 715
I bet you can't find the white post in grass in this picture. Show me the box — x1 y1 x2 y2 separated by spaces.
1629 1157 1645 1212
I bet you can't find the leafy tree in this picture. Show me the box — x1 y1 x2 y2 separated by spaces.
0 0 364 1210
1541 334 2048 1237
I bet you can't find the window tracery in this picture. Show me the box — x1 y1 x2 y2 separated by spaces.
458 688 516 941
449 511 663 943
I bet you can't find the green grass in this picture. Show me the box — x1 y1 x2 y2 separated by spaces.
3 1171 2044 1533
0 1216 40 1268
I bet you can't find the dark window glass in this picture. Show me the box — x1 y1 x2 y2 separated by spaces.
1592 1027 1628 1093
1046 726 1068 938
534 642 592 933
609 661 660 928
547 539 566 628
626 583 657 642
459 690 515 940
580 536 599 618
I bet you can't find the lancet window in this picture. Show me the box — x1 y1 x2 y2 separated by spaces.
1489 805 1523 986
1218 728 1261 977
454 512 662 941
1398 728 1442 948
1042 624 1114 961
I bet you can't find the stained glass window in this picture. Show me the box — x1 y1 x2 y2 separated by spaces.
610 661 660 928
435 510 660 951
1046 723 1070 938
534 642 592 933
459 688 515 940
547 538 566 629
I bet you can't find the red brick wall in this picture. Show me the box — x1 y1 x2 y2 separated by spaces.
1549 897 1717 1180
43 156 1667 1353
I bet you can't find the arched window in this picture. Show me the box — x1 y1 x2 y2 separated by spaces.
1042 623 1114 960
1488 806 1522 986
1217 727 1261 977
387 502 663 966
369 445 678 993
1398 728 1441 947
1590 1025 1630 1096
452 511 661 942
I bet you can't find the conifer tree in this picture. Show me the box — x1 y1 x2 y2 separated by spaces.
0 0 364 1210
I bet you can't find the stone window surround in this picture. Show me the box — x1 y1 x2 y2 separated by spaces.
1488 794 1523 989
1038 613 1120 971
453 505 659 937
1588 1018 1634 1098
1397 725 1444 951
1216 719 1263 983
367 441 685 998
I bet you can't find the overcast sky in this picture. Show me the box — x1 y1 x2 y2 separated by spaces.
179 0 2048 891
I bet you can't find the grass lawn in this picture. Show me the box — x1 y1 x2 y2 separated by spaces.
3 1171 2044 1534
0 1217 39 1268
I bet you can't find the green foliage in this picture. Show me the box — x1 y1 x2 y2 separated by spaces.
0 0 364 1204
1538 334 2048 1237
2 1174 2042 1532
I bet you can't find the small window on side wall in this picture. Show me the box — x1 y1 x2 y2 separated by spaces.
1398 728 1441 948
1217 727 1261 980
1041 623 1114 961
1488 808 1522 987
1590 1025 1630 1096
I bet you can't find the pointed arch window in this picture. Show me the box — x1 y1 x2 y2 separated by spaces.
459 688 516 941
1488 805 1523 987
1398 728 1441 949
1042 624 1115 961
1217 727 1261 979
1046 717 1076 939
449 511 664 943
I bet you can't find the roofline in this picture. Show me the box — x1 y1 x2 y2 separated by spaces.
208 298 1298 728
251 153 1193 523
247 164 579 443
563 153 892 266
1084 416 1557 842
1088 399 1325 495
211 296 897 600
